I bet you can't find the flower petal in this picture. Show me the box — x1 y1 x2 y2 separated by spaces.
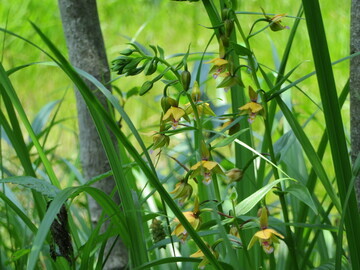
162 108 173 121
205 58 228 66
249 102 263 113
171 107 186 121
203 161 218 170
266 228 285 239
190 161 204 171
190 249 204 258
248 234 259 250
239 103 252 111
254 229 272 240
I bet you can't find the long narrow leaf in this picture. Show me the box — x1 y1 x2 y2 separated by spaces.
301 1 360 268
31 23 221 268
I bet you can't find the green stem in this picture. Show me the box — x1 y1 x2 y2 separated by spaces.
259 91 299 270
231 200 253 269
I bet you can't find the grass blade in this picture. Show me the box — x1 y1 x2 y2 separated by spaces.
301 1 360 268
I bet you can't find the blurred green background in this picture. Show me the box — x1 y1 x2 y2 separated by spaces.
1 0 351 181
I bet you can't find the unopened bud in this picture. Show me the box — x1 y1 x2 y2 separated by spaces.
222 8 230 21
139 81 153 96
216 75 244 89
220 35 229 49
226 168 243 182
152 134 170 150
144 59 158 76
191 81 201 102
258 206 270 229
200 141 210 160
224 19 234 37
150 218 166 249
161 96 178 113
249 86 258 102
119 48 134 56
181 70 191 91
219 37 226 59
229 225 240 238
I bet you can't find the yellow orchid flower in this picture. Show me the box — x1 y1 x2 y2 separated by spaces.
152 133 170 150
239 101 263 114
172 210 201 242
170 181 193 205
262 8 289 32
205 58 228 66
190 242 219 269
229 225 240 239
248 228 285 254
239 102 263 123
226 168 243 182
162 106 190 129
190 160 225 185
248 207 284 254
206 58 229 79
216 73 244 92
184 102 216 116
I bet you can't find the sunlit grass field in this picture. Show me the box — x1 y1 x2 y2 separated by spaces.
2 0 350 135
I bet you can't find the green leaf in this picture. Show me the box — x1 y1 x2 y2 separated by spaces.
31 100 59 136
29 22 221 269
352 152 360 177
149 44 158 56
6 249 31 265
26 186 129 270
312 257 351 270
235 178 292 216
212 129 248 149
0 63 60 189
285 183 318 215
157 45 165 59
126 87 139 99
0 176 60 198
232 43 251 56
133 257 233 270
300 1 360 268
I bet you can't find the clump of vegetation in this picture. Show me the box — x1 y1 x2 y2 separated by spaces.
0 0 358 269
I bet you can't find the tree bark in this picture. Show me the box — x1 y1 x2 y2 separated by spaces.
351 0 360 210
58 0 128 268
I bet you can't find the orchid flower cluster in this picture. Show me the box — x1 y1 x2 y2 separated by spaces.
112 4 289 269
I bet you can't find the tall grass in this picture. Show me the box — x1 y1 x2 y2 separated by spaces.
0 0 357 269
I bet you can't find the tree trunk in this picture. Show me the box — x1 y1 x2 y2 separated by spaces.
58 0 128 268
351 0 360 210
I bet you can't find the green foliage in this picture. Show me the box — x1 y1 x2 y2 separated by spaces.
0 0 356 269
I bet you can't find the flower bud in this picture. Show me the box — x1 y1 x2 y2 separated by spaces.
181 70 191 91
124 57 142 70
229 225 240 238
216 75 244 90
222 8 230 21
161 96 178 113
170 181 193 205
191 81 201 102
226 168 243 182
258 206 270 229
119 48 134 56
139 81 153 96
150 218 166 249
224 19 234 38
152 133 170 150
220 35 229 49
200 141 210 160
248 86 258 102
219 37 226 59
144 59 158 76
